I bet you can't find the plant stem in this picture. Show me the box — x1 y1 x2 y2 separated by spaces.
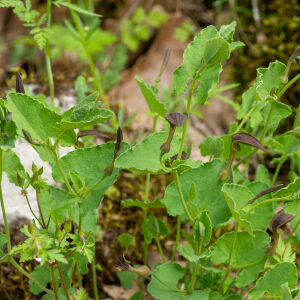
171 216 181 261
51 266 59 300
244 197 296 218
54 150 77 197
142 173 150 266
0 149 11 252
173 170 194 224
45 0 54 104
68 7 117 128
36 190 46 228
177 67 203 160
56 261 70 300
277 73 300 99
92 253 99 300
9 257 54 295
271 157 287 185
219 224 239 292
24 194 43 227
155 237 166 262
77 261 82 287
188 240 203 294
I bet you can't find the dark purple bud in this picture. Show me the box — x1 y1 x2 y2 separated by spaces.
22 129 40 145
171 152 189 161
114 127 123 159
272 209 294 233
16 73 25 94
165 112 188 127
232 132 268 153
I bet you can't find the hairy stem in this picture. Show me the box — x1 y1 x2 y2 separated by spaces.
56 261 70 300
188 240 203 294
36 190 46 228
24 194 43 227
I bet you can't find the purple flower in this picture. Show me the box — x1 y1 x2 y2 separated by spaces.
80 234 86 253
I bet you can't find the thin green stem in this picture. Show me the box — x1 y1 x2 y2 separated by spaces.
9 257 54 295
51 266 59 300
77 261 82 287
54 150 77 197
155 238 166 262
68 7 117 128
244 197 296 218
92 253 99 300
271 157 287 185
171 216 181 261
24 194 43 227
36 190 46 228
56 261 70 300
219 224 239 292
277 73 300 99
177 67 203 160
0 149 11 252
173 170 194 224
188 240 203 293
142 173 150 266
85 174 106 195
45 0 54 104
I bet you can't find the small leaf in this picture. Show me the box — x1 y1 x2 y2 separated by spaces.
135 75 167 117
121 198 164 209
57 1 101 17
199 136 224 157
177 244 199 262
118 233 135 248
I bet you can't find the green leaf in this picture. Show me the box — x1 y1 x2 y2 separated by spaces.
118 233 135 248
173 26 219 95
248 262 297 299
0 121 17 150
0 232 7 256
57 1 101 17
148 9 167 27
199 136 224 157
177 244 199 262
148 262 210 300
52 142 129 217
219 21 236 42
3 149 27 185
236 86 255 120
75 76 88 103
255 164 271 186
142 213 169 244
202 38 230 66
115 132 181 174
121 198 164 209
255 61 286 101
235 257 266 288
194 211 212 246
162 159 231 228
211 230 270 266
57 92 113 129
272 177 300 198
245 182 273 231
6 92 75 146
194 64 222 105
135 75 167 117
222 183 254 234
29 264 51 295
262 102 292 133
118 271 138 289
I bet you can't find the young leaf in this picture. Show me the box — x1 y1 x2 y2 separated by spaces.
199 136 224 157
118 233 135 248
135 75 167 117
255 61 286 101
202 37 230 66
28 264 51 295
55 1 101 17
248 262 297 299
177 244 199 262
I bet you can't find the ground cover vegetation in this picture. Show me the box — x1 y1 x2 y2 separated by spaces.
0 1 300 299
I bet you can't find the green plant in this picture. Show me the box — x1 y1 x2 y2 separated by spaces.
114 21 300 299
1 19 300 300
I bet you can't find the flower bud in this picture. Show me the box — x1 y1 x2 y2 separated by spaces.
294 127 300 139
63 220 72 233
55 226 63 240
